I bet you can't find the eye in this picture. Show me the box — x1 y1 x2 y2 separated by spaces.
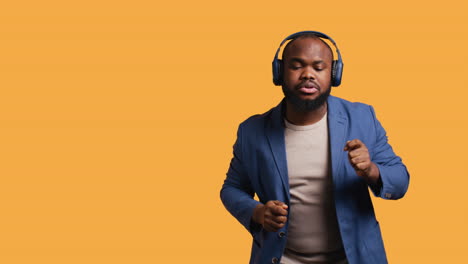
314 65 326 71
313 62 326 72
290 64 302 70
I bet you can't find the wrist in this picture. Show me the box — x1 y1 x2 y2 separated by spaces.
252 204 265 225
366 162 380 184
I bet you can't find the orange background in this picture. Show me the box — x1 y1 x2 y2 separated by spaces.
1 0 467 263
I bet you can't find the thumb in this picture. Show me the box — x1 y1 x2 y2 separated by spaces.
344 140 351 151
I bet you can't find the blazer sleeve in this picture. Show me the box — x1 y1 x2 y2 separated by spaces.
368 105 410 200
220 123 262 235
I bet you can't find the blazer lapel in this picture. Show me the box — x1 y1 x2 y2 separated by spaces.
265 101 290 201
327 96 349 186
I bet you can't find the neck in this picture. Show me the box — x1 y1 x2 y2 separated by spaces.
285 101 328 126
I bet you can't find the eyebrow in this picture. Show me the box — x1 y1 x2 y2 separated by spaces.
287 57 326 65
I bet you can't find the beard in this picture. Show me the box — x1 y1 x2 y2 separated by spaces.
282 85 331 112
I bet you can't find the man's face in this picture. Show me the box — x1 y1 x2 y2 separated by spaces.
282 37 333 112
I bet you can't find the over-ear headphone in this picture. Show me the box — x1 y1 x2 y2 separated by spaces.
272 30 344 87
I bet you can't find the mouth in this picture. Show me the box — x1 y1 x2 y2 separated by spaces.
297 82 319 94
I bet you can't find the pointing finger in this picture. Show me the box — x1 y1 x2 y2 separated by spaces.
344 139 363 151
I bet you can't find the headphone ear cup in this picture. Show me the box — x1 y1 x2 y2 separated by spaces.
272 59 283 86
331 60 343 87
331 61 336 84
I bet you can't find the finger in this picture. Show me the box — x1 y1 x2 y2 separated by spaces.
350 156 362 165
266 218 285 230
264 218 284 232
272 215 287 224
348 150 363 159
265 201 278 211
272 200 288 209
343 140 350 151
348 147 369 159
271 205 288 216
355 161 370 171
348 149 359 159
350 154 369 165
264 202 287 216
344 139 362 151
349 139 363 150
262 218 276 232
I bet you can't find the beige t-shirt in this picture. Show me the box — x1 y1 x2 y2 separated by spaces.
281 113 347 264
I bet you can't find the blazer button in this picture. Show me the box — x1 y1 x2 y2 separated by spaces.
271 257 279 263
278 231 286 238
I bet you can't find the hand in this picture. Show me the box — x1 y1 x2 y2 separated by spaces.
344 139 380 184
252 200 288 232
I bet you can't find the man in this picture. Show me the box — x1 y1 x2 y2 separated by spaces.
220 31 410 264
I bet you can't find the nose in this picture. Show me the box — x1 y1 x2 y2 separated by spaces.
300 66 315 80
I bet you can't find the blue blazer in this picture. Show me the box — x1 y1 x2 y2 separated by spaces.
221 96 410 264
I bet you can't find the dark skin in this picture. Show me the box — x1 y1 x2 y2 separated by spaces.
252 37 381 232
283 37 332 126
